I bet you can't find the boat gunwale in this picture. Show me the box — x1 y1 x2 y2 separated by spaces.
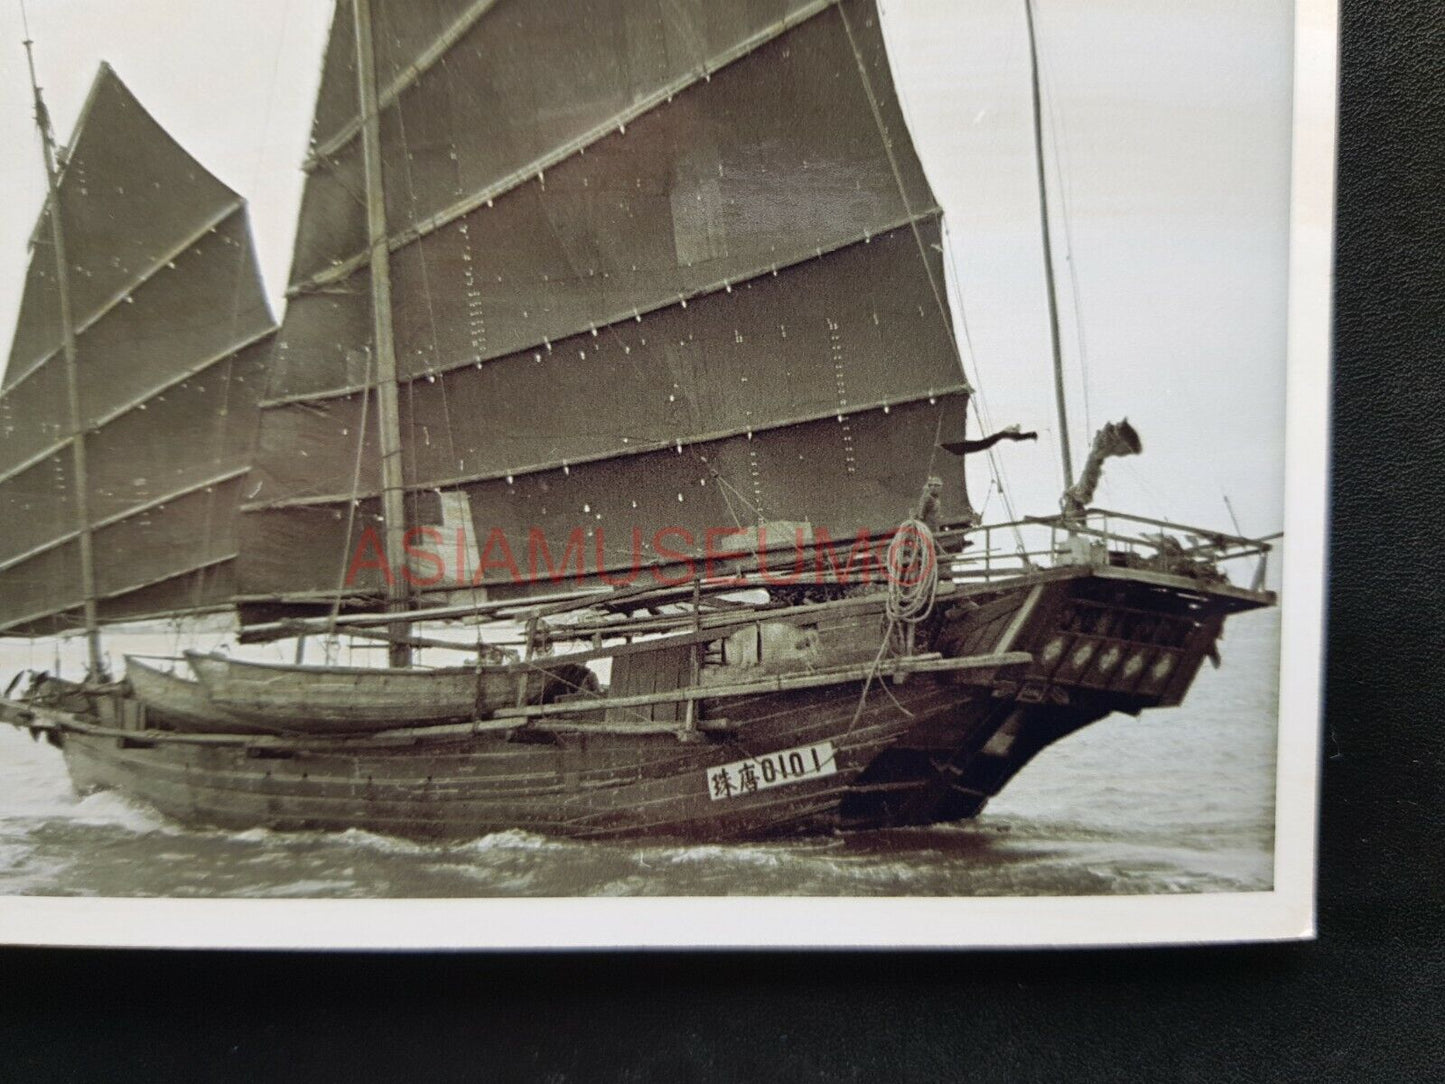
182 649 515 680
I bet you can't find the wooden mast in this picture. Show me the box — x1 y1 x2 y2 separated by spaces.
352 0 413 667
22 33 103 676
1023 0 1074 488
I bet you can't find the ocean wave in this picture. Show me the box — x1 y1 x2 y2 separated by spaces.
236 879 363 899
589 874 656 897
68 791 175 834
457 828 571 854
650 844 787 869
227 827 280 845
333 828 436 856
0 840 35 872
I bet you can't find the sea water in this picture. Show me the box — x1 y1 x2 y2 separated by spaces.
0 609 1279 898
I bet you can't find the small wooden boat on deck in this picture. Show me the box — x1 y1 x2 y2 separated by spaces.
181 651 590 733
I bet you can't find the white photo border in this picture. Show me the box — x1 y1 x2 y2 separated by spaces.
0 0 1334 950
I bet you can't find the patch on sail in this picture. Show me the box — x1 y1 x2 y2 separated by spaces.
671 145 729 267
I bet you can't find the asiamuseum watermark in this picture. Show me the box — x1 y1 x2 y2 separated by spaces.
344 524 936 589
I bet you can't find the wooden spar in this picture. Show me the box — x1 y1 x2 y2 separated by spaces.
236 588 610 642
541 624 743 667
338 625 524 653
22 38 102 675
525 576 666 620
683 576 702 735
235 522 963 645
295 605 837 673
554 591 892 643
236 579 713 644
1023 0 1074 488
495 651 1033 719
352 0 412 668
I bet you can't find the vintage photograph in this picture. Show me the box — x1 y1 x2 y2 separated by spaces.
0 0 1329 947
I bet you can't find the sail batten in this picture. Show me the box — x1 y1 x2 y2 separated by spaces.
288 0 916 300
3 201 247 395
243 384 970 513
238 0 969 611
291 0 847 296
269 205 946 408
247 216 961 505
270 0 950 385
0 324 275 492
95 555 237 603
2 560 240 636
306 0 508 170
0 464 254 576
0 66 277 636
238 393 967 604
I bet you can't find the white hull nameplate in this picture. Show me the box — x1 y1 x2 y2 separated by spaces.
707 741 838 801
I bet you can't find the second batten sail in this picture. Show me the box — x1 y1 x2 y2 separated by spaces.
236 0 974 619
0 65 276 638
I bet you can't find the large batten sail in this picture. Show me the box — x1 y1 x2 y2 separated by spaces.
239 0 971 611
0 65 277 636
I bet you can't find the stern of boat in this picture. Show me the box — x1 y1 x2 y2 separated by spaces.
836 509 1275 830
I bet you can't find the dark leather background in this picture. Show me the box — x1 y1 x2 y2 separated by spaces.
1 1 1441 1079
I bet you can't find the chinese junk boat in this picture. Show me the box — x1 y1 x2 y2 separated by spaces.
0 0 1275 840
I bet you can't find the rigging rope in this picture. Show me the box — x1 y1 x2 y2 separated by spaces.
326 349 376 639
875 9 1027 555
940 222 1026 552
845 0 1027 558
837 4 957 357
1038 31 1093 438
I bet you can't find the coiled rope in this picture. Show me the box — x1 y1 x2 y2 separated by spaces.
844 518 942 736
884 518 940 628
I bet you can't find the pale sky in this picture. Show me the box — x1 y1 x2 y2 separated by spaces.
0 0 1296 551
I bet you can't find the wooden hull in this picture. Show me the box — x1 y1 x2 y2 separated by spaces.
0 567 1271 841
183 652 554 732
58 679 966 839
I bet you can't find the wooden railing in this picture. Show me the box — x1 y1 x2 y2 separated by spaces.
935 509 1278 593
